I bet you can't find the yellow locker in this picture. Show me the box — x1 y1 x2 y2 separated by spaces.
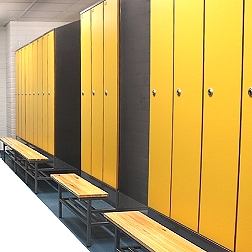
171 0 203 231
28 43 34 145
91 3 104 181
47 31 55 155
148 0 174 216
15 50 19 137
42 35 48 152
103 0 119 189
37 37 43 149
235 0 252 251
25 45 30 142
32 40 38 147
18 49 22 138
81 10 92 175
199 0 243 249
21 47 26 140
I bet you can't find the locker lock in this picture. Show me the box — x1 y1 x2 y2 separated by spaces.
105 90 108 96
208 88 214 97
152 89 157 97
48 92 51 95
177 88 182 97
81 91 85 96
248 87 252 97
92 90 95 96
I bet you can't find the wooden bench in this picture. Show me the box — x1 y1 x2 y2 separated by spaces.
0 137 52 193
51 173 116 247
104 211 206 252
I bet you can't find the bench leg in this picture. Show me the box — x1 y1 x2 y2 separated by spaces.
58 184 63 218
115 227 120 252
35 162 38 194
2 143 6 162
86 199 92 247
14 151 17 173
25 160 28 183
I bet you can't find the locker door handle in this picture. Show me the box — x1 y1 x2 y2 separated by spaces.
104 90 108 96
248 87 252 97
92 90 95 96
152 89 157 97
81 91 84 96
48 92 51 95
177 88 182 97
208 88 214 97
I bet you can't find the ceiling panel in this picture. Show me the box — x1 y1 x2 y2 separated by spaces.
0 0 99 27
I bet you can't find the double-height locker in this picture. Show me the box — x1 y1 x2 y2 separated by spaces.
81 0 119 189
149 0 251 251
15 21 81 170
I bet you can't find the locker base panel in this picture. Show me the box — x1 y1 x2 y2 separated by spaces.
148 208 232 252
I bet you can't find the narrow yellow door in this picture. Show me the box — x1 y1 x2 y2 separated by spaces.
28 43 34 145
47 31 55 155
15 50 20 138
81 10 92 174
37 37 43 149
235 1 252 251
148 0 174 216
25 45 30 143
18 49 22 138
103 0 119 189
91 3 104 181
32 40 38 147
199 0 243 249
21 47 26 140
42 35 48 152
171 0 203 232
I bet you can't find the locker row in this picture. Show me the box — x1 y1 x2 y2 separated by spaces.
15 0 252 251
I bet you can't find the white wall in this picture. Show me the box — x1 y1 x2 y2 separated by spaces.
5 21 68 138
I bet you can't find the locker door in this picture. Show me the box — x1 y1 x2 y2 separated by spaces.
235 1 252 251
81 10 92 174
18 49 22 138
103 0 119 189
42 35 48 152
28 43 34 144
47 31 55 155
148 0 174 216
37 37 43 149
25 45 30 143
15 51 20 138
199 0 243 249
21 47 26 140
171 0 203 231
32 40 38 147
91 3 104 181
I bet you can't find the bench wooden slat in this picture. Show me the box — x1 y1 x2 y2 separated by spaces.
104 211 205 252
50 173 108 199
0 137 48 161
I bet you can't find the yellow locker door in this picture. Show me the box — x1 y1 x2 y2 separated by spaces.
235 1 252 251
148 0 174 216
103 0 119 189
42 35 48 152
32 40 38 147
171 0 203 232
18 49 22 138
47 30 55 155
21 47 26 140
28 43 34 145
91 3 104 181
37 37 43 149
81 10 92 174
15 50 20 137
25 45 30 143
199 0 243 249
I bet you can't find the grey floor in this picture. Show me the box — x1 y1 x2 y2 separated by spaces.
2 155 145 252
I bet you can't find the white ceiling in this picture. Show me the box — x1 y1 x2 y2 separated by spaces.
0 0 100 27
